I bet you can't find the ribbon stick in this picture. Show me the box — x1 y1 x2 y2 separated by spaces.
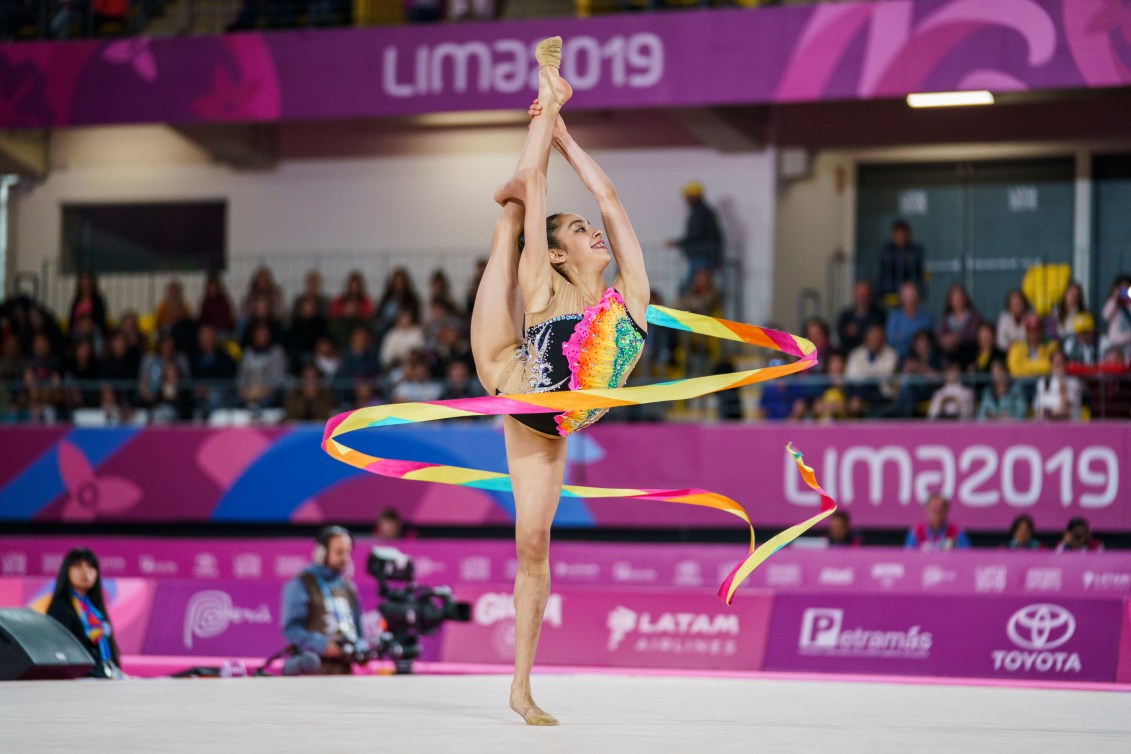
323 304 837 604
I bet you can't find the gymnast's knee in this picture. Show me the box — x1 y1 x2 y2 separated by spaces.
515 528 551 566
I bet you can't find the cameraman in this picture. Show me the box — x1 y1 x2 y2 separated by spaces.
280 526 368 675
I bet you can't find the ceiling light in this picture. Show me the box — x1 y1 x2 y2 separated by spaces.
906 90 995 108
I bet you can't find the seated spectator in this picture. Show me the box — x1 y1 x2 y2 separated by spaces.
756 375 808 421
280 527 368 676
937 284 982 368
678 267 723 317
63 338 101 410
845 324 898 417
1005 514 1041 550
138 335 190 409
351 379 384 410
428 269 462 317
1100 274 1131 360
380 308 426 371
824 510 861 547
811 352 847 421
1007 314 1056 378
928 363 974 420
802 317 834 374
996 289 1031 352
97 384 132 426
1033 350 1082 420
154 280 192 334
905 492 970 551
897 328 943 416
424 297 465 351
885 281 933 359
198 272 236 337
99 331 139 401
1055 517 1103 553
237 322 287 410
190 324 237 417
837 279 887 354
1062 311 1098 368
116 310 147 363
1048 280 1089 341
46 548 122 679
968 321 1005 382
284 363 335 422
20 302 64 358
326 297 373 350
292 270 329 320
391 354 443 404
464 257 488 315
68 271 107 338
312 336 342 383
239 293 284 350
977 359 1028 420
70 314 105 356
329 270 375 320
286 294 329 373
373 508 404 540
375 267 421 335
147 361 195 424
23 331 64 422
439 359 485 401
240 266 286 327
429 320 472 378
337 326 380 388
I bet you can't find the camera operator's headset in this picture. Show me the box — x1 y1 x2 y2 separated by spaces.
313 525 352 565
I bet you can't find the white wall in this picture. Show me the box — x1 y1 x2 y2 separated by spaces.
12 124 776 323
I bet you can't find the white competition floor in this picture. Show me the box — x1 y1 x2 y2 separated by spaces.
2 673 1130 753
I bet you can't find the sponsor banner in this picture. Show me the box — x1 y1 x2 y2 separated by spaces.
1 424 1128 528
1 1 1125 129
143 581 280 656
1118 599 1131 684
766 593 1123 682
443 587 773 671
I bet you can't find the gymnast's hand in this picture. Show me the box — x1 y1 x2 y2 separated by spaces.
527 98 568 142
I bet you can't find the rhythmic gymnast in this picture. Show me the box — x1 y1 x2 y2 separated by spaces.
468 36 649 726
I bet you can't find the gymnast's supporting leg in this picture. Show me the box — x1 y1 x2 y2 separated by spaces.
503 416 567 726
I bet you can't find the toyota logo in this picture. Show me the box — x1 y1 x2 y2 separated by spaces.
1006 604 1075 650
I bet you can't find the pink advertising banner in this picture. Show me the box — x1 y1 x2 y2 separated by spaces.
764 593 1124 682
1 1 1129 128
441 586 774 671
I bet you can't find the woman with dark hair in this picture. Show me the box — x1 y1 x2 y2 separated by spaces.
329 270 375 320
469 37 650 726
1049 280 1089 342
68 271 107 337
937 283 982 368
46 548 122 679
1005 514 1041 550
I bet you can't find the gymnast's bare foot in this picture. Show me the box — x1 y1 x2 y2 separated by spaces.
510 687 559 726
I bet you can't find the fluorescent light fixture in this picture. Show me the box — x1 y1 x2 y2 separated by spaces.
906 90 994 108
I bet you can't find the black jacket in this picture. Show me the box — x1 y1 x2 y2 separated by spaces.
46 596 121 679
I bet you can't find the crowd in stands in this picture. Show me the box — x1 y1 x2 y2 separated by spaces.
0 264 487 425
757 273 1131 422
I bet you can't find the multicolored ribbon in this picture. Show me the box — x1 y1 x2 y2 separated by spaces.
322 304 837 604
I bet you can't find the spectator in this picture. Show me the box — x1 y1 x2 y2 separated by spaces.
99 330 139 401
996 289 1031 352
147 361 195 424
20 302 64 359
97 383 131 426
292 270 329 320
1049 280 1089 341
68 271 107 337
836 279 886 354
430 320 472 378
391 354 443 403
668 181 723 294
138 335 190 409
976 359 1028 420
968 321 1005 380
351 378 383 410
885 281 934 359
240 267 286 326
45 548 122 679
1055 517 1103 553
937 284 982 368
1005 514 1040 550
373 508 404 540
905 492 970 551
802 317 834 375
1062 312 1098 368
424 297 465 350
284 363 335 422
811 351 848 421
237 322 287 409
337 326 380 388
1033 350 1082 420
380 308 426 371
280 526 368 675
329 270 375 320
1007 314 1057 378
116 310 147 364
240 293 284 350
756 373 808 421
375 268 421 334
677 269 724 378
198 272 236 337
154 280 192 334
326 297 373 350
428 269 462 317
897 328 943 416
927 363 974 420
312 336 342 383
878 219 925 305
63 338 101 410
285 294 329 373
69 314 105 357
190 324 237 417
438 359 484 401
844 324 898 417
464 257 488 316
1100 274 1131 360
824 510 861 547
24 331 64 422
406 0 445 22
0 336 25 389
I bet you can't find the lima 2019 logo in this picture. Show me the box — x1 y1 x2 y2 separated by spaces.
992 603 1080 673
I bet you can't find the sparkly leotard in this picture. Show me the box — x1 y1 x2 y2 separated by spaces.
497 281 645 437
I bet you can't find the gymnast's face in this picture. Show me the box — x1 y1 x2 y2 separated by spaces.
552 214 610 273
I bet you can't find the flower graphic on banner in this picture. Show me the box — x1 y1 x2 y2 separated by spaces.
102 38 158 83
191 65 262 120
0 56 53 128
57 441 142 522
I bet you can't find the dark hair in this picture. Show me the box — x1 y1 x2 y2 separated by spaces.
517 213 568 254
829 510 850 525
1066 517 1088 532
49 548 111 622
1010 514 1034 539
891 220 910 233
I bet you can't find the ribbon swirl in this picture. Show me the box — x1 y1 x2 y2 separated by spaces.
322 304 837 604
